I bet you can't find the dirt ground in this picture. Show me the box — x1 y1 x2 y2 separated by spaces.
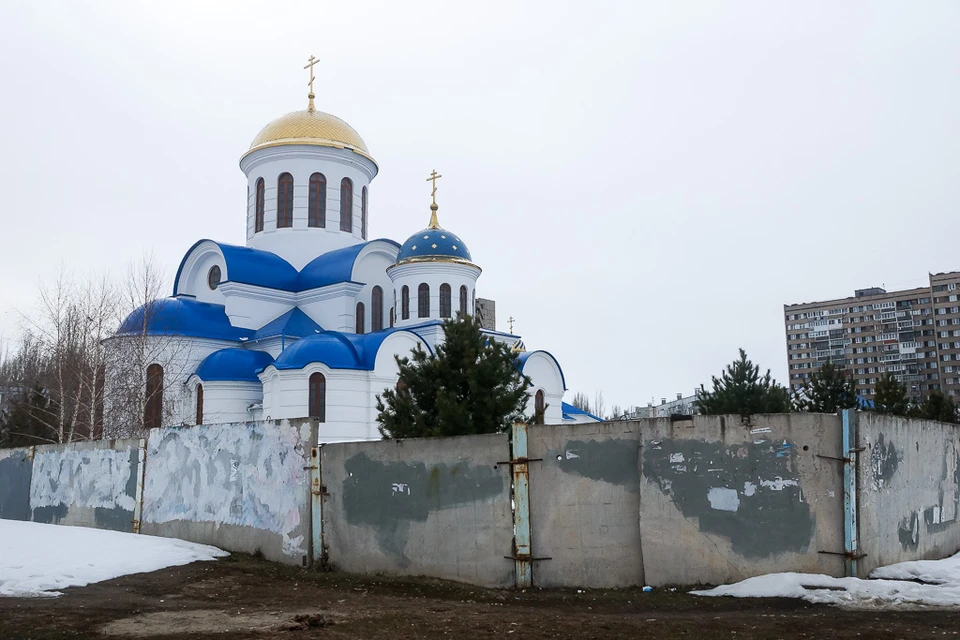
1 554 958 640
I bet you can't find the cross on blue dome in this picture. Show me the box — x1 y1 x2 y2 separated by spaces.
396 196 473 264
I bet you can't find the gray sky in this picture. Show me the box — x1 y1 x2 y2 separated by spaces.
1 1 958 412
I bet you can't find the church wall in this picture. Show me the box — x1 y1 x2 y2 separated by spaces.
520 352 565 424
242 146 375 270
219 285 295 331
200 381 264 425
389 262 480 329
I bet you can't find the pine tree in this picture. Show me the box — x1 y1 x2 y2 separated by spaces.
376 315 531 438
696 348 791 417
913 390 958 424
795 359 859 414
872 373 911 416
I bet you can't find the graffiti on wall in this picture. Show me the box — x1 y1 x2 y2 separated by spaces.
642 437 815 558
29 446 139 530
142 422 309 557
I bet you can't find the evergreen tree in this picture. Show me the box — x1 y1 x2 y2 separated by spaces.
0 386 57 447
795 359 859 414
696 349 791 417
376 315 531 438
872 373 912 416
913 390 958 424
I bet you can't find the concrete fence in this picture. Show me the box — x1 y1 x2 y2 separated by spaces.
1 411 959 587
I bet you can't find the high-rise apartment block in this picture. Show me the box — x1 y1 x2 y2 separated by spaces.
784 271 960 400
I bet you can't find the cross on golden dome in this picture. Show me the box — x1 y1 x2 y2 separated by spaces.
304 54 319 112
426 169 443 229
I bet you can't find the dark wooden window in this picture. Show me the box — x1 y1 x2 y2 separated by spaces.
371 286 383 332
340 178 353 232
535 390 546 425
308 173 326 228
254 178 265 232
277 172 294 228
459 285 468 317
401 285 410 320
356 302 365 334
361 186 368 240
195 384 203 425
440 283 452 318
144 364 164 429
308 372 326 422
418 283 430 318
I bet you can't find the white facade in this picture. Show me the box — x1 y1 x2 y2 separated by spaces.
105 97 596 441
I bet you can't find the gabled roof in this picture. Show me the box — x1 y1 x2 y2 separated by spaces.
253 308 324 340
117 298 253 342
561 401 604 422
196 349 275 382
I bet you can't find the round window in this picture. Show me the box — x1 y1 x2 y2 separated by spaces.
207 265 222 290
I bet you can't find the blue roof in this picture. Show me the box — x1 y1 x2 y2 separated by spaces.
272 328 429 371
856 396 875 410
516 350 567 391
298 240 399 290
253 308 324 340
561 401 604 422
174 240 300 294
397 226 472 263
117 298 253 342
196 349 274 382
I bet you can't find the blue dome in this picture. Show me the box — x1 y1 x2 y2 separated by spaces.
196 349 274 382
397 226 472 264
117 298 253 342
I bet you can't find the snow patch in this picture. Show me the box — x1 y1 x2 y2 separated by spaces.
0 520 227 598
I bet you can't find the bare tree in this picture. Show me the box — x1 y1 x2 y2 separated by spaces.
571 391 591 413
592 391 606 421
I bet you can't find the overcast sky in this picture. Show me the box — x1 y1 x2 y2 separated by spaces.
1 1 958 412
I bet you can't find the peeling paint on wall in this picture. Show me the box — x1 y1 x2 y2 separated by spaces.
143 422 309 557
870 433 900 491
342 452 504 566
29 446 139 530
642 437 815 558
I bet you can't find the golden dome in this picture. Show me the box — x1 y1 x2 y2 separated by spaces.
243 109 374 163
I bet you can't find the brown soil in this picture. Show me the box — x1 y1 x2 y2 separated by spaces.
0 554 956 639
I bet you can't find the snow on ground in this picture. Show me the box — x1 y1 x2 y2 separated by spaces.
692 552 960 608
0 519 228 598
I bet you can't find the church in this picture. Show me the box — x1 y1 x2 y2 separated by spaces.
108 59 601 441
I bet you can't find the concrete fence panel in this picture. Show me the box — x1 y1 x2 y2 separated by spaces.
858 413 960 575
28 439 142 532
140 419 315 566
527 421 644 588
321 433 514 588
0 447 34 521
638 414 846 586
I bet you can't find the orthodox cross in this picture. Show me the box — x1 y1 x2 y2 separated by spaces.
304 55 319 110
508 316 515 333
426 169 442 205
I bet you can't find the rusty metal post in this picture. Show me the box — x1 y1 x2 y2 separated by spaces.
842 408 859 577
309 446 324 567
511 422 532 588
132 437 147 534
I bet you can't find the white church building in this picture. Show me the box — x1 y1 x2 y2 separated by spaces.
108 72 601 441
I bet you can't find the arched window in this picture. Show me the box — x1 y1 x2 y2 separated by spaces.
535 390 546 425
144 364 164 429
440 284 452 318
195 384 203 425
418 283 430 318
371 286 383 332
401 285 410 320
361 186 368 240
459 285 468 318
308 372 326 422
254 178 265 233
308 173 326 228
356 302 365 335
390 308 395 328
277 173 294 228
340 178 353 232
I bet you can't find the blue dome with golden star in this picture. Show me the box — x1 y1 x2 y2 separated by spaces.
396 209 472 264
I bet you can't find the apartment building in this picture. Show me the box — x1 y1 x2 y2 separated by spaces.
784 271 960 400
